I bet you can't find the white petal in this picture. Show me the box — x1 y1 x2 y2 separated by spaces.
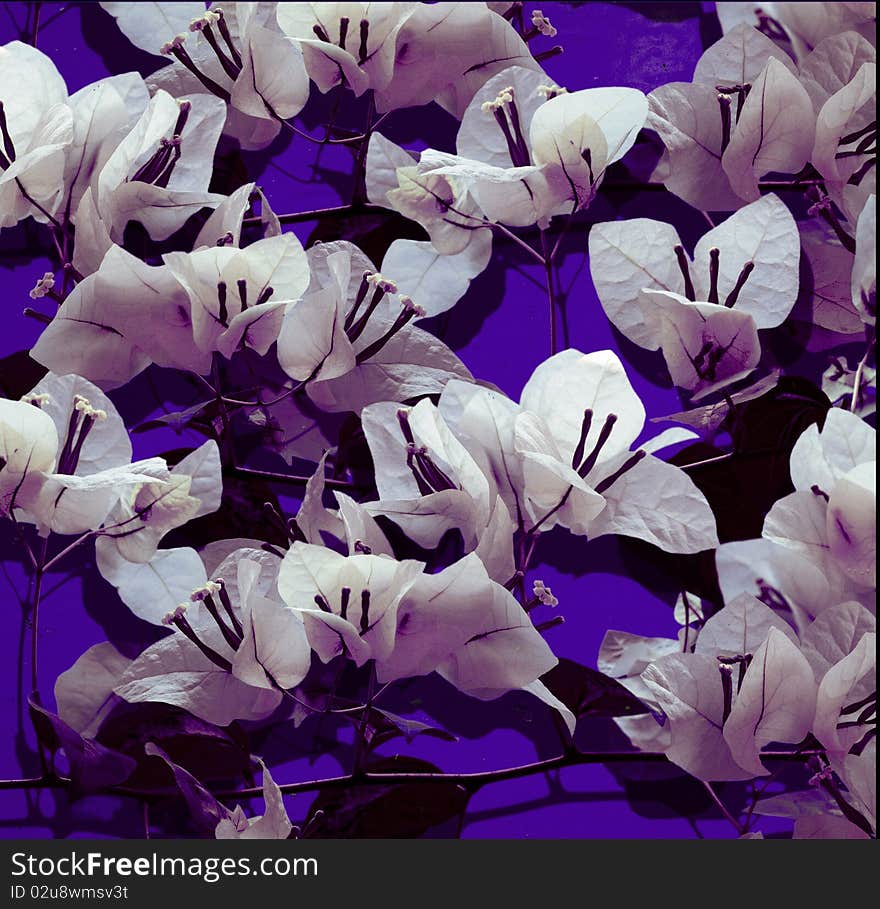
588 218 683 350
692 194 800 329
723 628 817 776
722 58 816 201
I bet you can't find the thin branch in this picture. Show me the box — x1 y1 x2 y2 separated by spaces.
228 463 363 493
0 750 822 801
244 203 386 227
702 781 746 835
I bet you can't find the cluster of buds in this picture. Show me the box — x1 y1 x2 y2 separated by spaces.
531 9 557 37
29 272 56 300
535 83 567 101
532 580 558 607
21 392 51 409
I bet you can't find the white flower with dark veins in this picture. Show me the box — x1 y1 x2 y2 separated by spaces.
276 241 472 413
275 2 416 98
590 193 798 394
361 397 516 582
145 4 310 150
0 41 73 228
424 65 648 227
717 407 876 630
277 542 425 667
114 555 311 726
648 25 815 209
79 88 226 246
9 374 184 537
437 349 718 552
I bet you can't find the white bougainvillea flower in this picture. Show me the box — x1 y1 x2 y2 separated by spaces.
716 2 876 64
98 2 208 54
427 66 647 227
813 630 875 755
276 241 471 413
597 629 680 753
0 44 149 232
144 4 310 150
276 2 416 98
95 440 222 565
114 556 307 726
61 72 151 228
372 1 540 116
722 627 817 776
439 350 717 551
644 290 762 397
812 62 875 191
648 26 815 209
407 557 560 706
9 374 180 536
798 30 876 115
589 193 800 349
362 397 493 548
800 600 876 685
0 41 74 228
291 454 394 559
277 542 424 667
215 760 292 840
83 88 225 244
831 737 876 836
32 244 206 387
164 232 310 359
769 408 876 590
852 194 876 324
606 593 799 761
798 221 865 335
717 408 876 627
193 180 282 248
0 397 59 515
366 132 490 256
54 641 132 738
377 552 532 683
642 622 816 781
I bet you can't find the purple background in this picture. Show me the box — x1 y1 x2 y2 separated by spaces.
0 2 786 838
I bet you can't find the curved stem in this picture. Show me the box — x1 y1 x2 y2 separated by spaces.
702 781 746 836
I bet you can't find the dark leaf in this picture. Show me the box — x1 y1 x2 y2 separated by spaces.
304 756 469 838
307 210 427 270
541 658 651 718
28 697 136 795
0 349 47 399
96 702 251 788
671 376 831 541
366 708 459 748
132 399 217 435
144 742 233 835
163 468 290 549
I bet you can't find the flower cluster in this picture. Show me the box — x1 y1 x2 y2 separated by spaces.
0 1 875 840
